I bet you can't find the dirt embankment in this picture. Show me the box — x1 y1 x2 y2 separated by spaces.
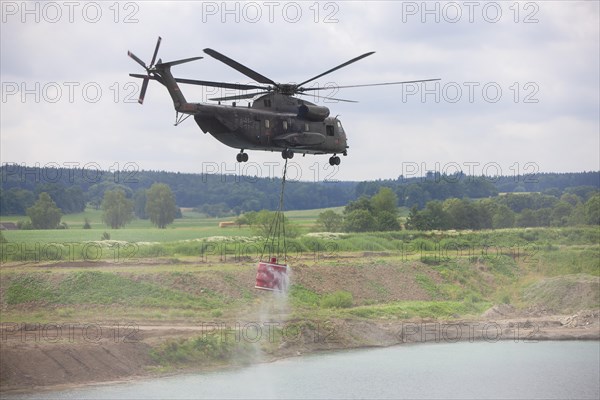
1 308 598 393
1 258 599 393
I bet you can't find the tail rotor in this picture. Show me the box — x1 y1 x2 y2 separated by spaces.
127 37 162 104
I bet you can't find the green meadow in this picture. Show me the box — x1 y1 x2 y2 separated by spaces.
1 207 598 324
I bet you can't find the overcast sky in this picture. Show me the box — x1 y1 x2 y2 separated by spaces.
1 1 599 182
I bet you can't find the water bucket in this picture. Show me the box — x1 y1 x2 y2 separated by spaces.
255 257 289 291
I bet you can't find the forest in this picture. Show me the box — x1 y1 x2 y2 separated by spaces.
1 164 598 219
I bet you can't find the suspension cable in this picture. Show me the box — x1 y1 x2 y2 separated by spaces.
261 158 288 263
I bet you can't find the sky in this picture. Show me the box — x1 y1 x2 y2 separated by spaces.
1 1 599 182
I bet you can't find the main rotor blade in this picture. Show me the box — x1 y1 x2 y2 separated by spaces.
296 51 375 88
174 78 267 91
204 48 276 86
208 91 271 102
299 78 442 92
156 56 203 68
127 51 147 69
129 73 157 80
149 36 162 67
298 92 358 103
139 77 149 104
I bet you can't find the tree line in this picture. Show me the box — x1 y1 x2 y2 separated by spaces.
405 192 600 230
312 189 600 233
1 165 598 220
354 171 599 209
19 184 179 230
0 165 356 215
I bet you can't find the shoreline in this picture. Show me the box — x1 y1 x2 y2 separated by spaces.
2 310 599 394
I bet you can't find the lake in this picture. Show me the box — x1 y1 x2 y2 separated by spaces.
6 341 600 399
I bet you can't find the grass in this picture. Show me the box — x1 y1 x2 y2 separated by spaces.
344 300 491 320
2 207 598 253
149 333 255 368
3 270 228 310
415 274 442 299
320 291 354 308
1 208 598 324
289 284 321 307
521 274 600 312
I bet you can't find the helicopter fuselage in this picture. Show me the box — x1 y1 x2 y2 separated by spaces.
191 93 348 156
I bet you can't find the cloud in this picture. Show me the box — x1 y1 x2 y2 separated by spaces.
1 1 598 182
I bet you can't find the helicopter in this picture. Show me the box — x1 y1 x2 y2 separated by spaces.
128 37 440 166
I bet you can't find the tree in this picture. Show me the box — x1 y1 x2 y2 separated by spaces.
0 188 35 215
405 206 426 230
246 210 298 238
343 196 373 214
145 183 178 229
235 213 251 227
26 192 62 229
371 187 398 215
550 201 574 226
343 209 376 232
560 193 581 207
101 189 134 229
375 210 400 231
443 198 474 229
404 184 427 209
34 183 85 213
492 204 516 229
316 210 343 232
516 209 537 227
133 189 148 219
421 200 450 230
584 194 600 225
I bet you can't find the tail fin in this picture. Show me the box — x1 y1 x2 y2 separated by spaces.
127 36 202 107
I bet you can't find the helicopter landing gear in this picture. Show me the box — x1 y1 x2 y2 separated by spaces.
236 151 249 163
282 149 294 159
329 155 341 166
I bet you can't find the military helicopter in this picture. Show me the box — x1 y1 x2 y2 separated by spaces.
128 37 439 165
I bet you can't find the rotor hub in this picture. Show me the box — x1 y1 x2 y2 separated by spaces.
277 84 298 96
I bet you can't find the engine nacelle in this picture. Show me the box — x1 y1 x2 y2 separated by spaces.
297 104 330 121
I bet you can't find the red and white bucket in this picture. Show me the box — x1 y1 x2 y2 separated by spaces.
255 257 289 291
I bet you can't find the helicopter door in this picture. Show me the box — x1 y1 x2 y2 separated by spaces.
326 125 335 136
263 119 272 145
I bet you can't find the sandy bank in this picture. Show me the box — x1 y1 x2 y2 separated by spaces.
1 308 598 393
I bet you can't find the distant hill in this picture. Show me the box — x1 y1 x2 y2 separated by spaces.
1 165 598 215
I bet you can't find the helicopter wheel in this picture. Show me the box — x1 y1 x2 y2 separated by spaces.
329 156 341 166
282 149 294 159
236 151 249 163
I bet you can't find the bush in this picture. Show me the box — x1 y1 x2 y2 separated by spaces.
321 290 353 308
289 284 320 307
16 220 33 230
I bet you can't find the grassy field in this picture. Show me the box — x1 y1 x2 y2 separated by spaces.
0 207 348 244
1 207 598 325
1 206 599 269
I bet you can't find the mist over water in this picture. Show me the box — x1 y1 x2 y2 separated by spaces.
250 264 291 358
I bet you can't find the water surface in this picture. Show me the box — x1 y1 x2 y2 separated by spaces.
7 341 600 399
